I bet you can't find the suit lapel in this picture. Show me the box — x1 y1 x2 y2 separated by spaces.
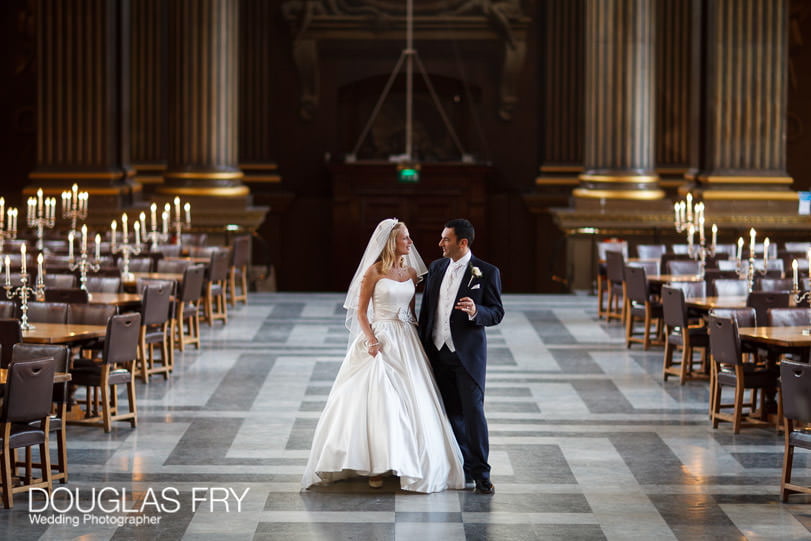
431 259 450 307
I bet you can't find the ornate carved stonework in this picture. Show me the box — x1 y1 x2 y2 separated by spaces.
281 0 529 121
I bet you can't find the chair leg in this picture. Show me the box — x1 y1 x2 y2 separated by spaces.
1 428 13 508
127 372 138 428
228 267 237 307
56 416 68 484
712 380 722 429
642 305 652 350
239 265 248 303
100 368 112 433
139 328 149 383
663 331 674 381
733 376 745 435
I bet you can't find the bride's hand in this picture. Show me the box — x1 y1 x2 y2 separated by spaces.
365 338 382 357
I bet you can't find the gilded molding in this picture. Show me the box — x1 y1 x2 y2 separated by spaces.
578 174 659 184
572 188 665 200
155 185 250 197
698 175 793 184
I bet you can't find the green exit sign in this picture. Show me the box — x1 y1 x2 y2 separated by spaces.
397 164 420 183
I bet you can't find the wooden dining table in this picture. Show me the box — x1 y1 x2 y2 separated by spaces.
86 292 143 308
738 326 811 349
0 368 71 384
686 295 748 311
647 274 705 285
123 272 184 288
21 322 107 344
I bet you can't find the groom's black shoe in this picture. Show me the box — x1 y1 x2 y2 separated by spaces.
474 479 494 495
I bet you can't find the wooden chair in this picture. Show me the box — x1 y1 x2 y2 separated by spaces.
604 250 625 322
156 259 192 273
756 278 793 293
11 344 70 484
708 315 777 434
85 276 123 293
667 259 701 275
203 249 229 326
624 265 663 350
26 302 69 324
0 318 21 369
780 360 811 501
44 288 89 304
707 307 757 418
138 284 172 382
746 291 790 326
228 235 250 306
661 286 708 384
710 279 749 297
69 313 141 432
42 274 77 289
0 357 55 508
636 244 667 259
175 265 205 351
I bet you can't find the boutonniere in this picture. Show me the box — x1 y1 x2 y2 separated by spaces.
468 265 482 287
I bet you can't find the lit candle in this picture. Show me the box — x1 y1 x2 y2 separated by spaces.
793 259 799 291
184 202 191 225
68 231 74 260
162 210 169 235
807 248 811 277
688 224 695 247
679 201 686 224
749 228 756 258
122 213 128 244
711 224 717 250
134 221 141 250
79 192 88 215
95 233 101 260
37 252 43 281
72 183 78 210
673 202 680 226
9 208 16 233
61 192 68 216
37 188 43 217
699 215 705 245
686 193 693 222
4 255 9 286
174 197 181 222
737 237 744 263
20 243 26 274
81 224 87 254
111 220 117 252
139 212 147 239
0 197 4 230
763 237 770 265
150 203 157 231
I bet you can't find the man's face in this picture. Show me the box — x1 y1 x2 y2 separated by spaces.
439 227 466 261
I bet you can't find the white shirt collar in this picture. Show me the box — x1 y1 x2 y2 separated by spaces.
448 251 472 271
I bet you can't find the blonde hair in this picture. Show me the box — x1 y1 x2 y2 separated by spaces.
378 222 406 274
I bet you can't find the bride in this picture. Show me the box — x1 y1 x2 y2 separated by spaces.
301 218 465 493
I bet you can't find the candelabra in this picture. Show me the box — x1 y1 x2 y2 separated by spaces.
3 251 45 330
791 259 811 307
0 198 19 252
68 226 101 291
736 230 770 293
169 197 192 246
61 183 88 238
111 223 142 282
26 188 56 251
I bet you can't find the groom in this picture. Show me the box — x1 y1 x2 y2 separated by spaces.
418 218 504 494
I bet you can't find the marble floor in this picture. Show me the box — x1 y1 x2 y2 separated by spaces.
3 293 811 540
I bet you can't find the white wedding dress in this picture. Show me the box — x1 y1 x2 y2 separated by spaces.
301 278 465 493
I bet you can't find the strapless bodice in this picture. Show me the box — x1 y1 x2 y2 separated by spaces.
372 278 415 324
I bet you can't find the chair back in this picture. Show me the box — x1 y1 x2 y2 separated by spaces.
605 251 625 283
85 276 122 293
711 279 749 297
44 288 89 304
181 233 208 246
135 278 176 296
2 358 55 422
67 303 116 326
717 260 739 271
208 249 230 283
746 291 790 326
671 244 690 254
661 286 687 329
708 315 743 367
756 278 793 293
152 244 182 257
120 257 153 273
179 265 205 303
43 274 77 289
785 242 811 253
709 307 757 328
624 265 649 305
628 260 659 276
102 313 141 365
0 318 22 369
713 244 737 257
781 361 811 423
156 259 192 273
12 343 70 405
669 280 706 298
141 284 171 326
767 308 811 327
27 302 69 324
667 260 700 275
230 235 251 268
636 244 667 259
704 269 739 282
0 301 16 319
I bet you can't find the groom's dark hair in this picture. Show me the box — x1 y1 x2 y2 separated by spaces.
445 218 475 247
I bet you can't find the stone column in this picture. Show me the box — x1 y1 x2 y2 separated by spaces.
575 0 663 204
691 0 793 212
160 0 247 204
31 0 134 212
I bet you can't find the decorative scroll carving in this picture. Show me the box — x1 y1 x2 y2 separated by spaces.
280 0 529 121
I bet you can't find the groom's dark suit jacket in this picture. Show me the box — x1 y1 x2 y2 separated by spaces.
418 255 504 390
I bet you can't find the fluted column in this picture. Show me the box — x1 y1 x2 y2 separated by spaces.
575 0 663 202
161 0 246 200
691 0 793 208
31 0 133 208
130 0 168 187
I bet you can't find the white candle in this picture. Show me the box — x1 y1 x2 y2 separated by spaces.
61 192 68 216
174 197 181 221
111 220 117 252
686 193 693 222
20 243 26 274
688 224 694 247
749 228 756 258
150 203 157 230
162 210 168 234
763 238 770 265
793 259 799 291
37 252 43 280
3 255 8 285
134 221 141 250
737 237 743 263
699 215 705 244
68 231 74 260
37 188 43 217
0 197 4 230
184 202 191 225
139 212 147 239
673 202 680 226
711 224 717 250
95 234 101 260
122 213 128 243
79 192 88 214
72 183 78 210
81 224 87 254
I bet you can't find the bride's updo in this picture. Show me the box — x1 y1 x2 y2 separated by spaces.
378 221 407 274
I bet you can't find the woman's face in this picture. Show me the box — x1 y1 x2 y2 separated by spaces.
395 226 413 256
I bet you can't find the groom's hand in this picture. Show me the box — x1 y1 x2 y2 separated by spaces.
455 296 477 317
